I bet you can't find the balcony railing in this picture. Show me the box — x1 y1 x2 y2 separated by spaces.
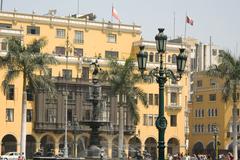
34 122 135 134
166 103 182 111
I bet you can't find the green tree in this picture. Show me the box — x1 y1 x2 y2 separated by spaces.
0 37 58 158
100 57 147 159
207 51 240 160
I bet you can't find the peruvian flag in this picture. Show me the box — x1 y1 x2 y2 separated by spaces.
112 6 120 21
186 16 193 26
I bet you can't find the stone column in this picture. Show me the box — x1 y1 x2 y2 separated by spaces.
108 139 112 159
55 142 59 155
36 140 41 152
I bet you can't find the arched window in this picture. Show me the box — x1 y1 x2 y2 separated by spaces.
172 54 177 64
201 109 204 117
208 109 211 117
211 109 214 117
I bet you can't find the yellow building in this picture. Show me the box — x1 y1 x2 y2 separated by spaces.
0 10 189 159
189 71 240 155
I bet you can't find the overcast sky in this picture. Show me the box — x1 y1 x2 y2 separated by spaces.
3 0 240 56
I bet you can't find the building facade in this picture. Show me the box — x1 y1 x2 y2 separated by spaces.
189 72 240 155
0 10 189 159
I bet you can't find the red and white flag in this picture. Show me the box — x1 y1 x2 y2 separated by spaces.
112 6 120 21
186 16 193 26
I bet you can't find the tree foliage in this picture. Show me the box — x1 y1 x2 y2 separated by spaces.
99 57 147 124
1 37 58 94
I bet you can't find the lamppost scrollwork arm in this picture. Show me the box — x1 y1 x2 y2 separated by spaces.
165 69 182 81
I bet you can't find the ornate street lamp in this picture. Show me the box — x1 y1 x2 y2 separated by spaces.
137 28 187 160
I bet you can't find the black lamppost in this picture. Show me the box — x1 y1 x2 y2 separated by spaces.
213 126 219 160
137 28 187 160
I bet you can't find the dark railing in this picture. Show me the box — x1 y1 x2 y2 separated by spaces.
34 122 135 133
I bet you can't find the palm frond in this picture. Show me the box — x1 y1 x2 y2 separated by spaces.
27 37 47 53
28 74 56 93
1 70 20 94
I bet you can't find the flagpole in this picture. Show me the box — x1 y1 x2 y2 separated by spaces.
173 11 176 39
111 4 113 23
209 36 212 66
184 12 187 40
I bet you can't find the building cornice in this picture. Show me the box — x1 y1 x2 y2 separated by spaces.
0 11 141 34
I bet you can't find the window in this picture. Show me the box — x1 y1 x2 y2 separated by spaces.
6 109 14 122
46 68 52 77
208 109 211 117
26 87 33 101
195 110 198 117
47 108 56 123
195 125 198 132
201 109 204 117
215 109 218 116
74 48 83 57
170 92 177 103
196 95 203 102
172 54 177 64
168 55 171 62
201 125 204 132
6 85 14 100
210 79 216 87
149 52 154 62
0 23 12 28
197 80 203 87
208 124 211 132
148 115 153 126
105 51 119 59
154 94 159 105
149 94 153 105
56 29 65 38
55 46 65 56
74 31 84 43
170 115 177 126
67 109 72 123
27 109 33 122
82 67 89 80
1 41 7 51
143 114 148 126
237 109 240 116
155 53 159 62
107 33 117 43
209 94 216 101
68 91 75 100
63 69 72 80
27 26 40 35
